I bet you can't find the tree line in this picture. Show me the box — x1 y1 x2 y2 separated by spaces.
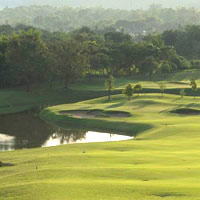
1 5 200 35
118 80 198 101
163 25 200 60
0 25 192 90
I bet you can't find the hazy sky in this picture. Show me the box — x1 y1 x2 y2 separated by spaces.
1 0 200 10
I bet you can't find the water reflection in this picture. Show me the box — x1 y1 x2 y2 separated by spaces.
43 131 133 147
0 112 134 151
0 134 15 151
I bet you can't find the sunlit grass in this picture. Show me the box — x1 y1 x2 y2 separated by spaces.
3 94 194 199
2 71 200 199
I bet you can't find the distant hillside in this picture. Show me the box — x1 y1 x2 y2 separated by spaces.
1 5 200 34
1 0 200 10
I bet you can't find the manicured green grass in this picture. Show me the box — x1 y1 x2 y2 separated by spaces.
2 93 200 199
0 87 109 114
41 93 200 138
71 77 190 91
2 71 200 199
0 70 198 114
71 69 200 91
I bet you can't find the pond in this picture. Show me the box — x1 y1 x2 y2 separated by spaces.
0 112 134 151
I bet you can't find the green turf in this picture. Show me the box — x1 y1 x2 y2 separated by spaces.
1 93 200 199
71 69 200 91
2 71 200 199
0 70 199 114
0 87 109 114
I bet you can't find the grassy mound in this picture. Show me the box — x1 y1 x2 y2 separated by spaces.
40 93 200 135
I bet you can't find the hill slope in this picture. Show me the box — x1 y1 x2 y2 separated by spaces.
1 0 200 10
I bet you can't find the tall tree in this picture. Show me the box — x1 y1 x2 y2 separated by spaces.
139 56 159 80
123 84 134 101
190 79 198 100
105 75 114 101
50 39 89 88
6 29 48 91
104 31 132 43
158 82 167 98
90 52 110 75
0 35 9 88
134 84 142 96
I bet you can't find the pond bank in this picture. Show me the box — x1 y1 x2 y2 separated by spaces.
0 111 134 151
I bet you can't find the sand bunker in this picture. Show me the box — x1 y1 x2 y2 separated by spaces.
171 108 200 115
59 109 131 119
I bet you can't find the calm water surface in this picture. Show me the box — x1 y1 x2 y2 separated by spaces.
0 112 134 151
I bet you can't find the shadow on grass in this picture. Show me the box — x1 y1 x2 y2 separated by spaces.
106 102 125 109
153 193 185 198
171 108 200 115
0 161 14 167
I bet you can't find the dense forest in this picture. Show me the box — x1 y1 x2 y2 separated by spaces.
0 24 197 90
1 6 200 34
1 5 200 91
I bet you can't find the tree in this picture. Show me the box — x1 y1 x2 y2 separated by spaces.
6 29 48 91
89 52 110 75
116 42 137 75
162 30 178 46
105 75 114 101
50 39 89 88
104 31 132 43
190 79 197 99
44 49 60 88
180 88 186 98
123 84 134 101
144 34 164 48
160 62 172 73
158 82 166 97
139 56 160 80
0 35 9 88
134 84 142 96
0 25 14 35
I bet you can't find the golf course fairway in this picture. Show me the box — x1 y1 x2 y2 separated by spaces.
1 93 200 199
